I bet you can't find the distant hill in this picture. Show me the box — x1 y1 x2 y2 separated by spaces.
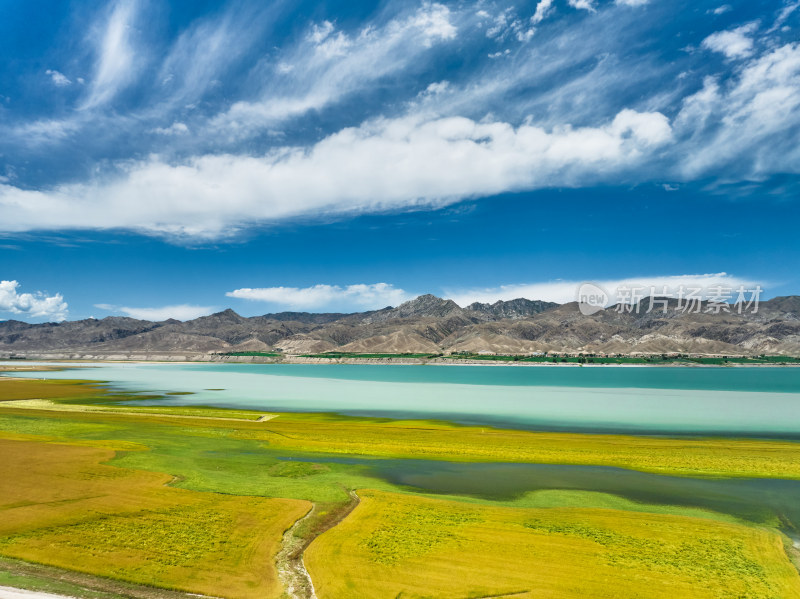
1 295 799 358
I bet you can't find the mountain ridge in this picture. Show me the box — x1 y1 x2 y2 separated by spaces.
2 295 799 357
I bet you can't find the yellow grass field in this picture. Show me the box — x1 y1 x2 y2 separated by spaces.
238 414 800 479
3 378 800 598
0 438 309 599
306 489 800 599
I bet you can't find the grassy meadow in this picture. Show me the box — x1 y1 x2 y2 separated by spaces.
306 489 800 599
0 436 308 598
0 375 799 597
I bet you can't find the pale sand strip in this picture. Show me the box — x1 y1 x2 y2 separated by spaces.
0 399 276 422
0 587 75 599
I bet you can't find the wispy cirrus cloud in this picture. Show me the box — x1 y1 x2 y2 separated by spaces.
226 283 412 311
211 3 460 138
0 280 68 321
81 0 142 109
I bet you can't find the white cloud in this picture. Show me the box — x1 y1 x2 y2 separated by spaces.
211 3 459 135
309 21 335 44
676 42 800 178
46 70 72 86
702 23 758 59
152 6 272 113
0 280 68 321
445 273 763 306
227 283 412 311
410 3 457 45
10 118 81 146
110 304 218 321
767 1 800 33
82 0 140 108
151 122 189 135
0 108 671 238
616 0 649 6
531 0 555 25
421 81 450 96
711 5 732 15
516 27 535 42
485 8 533 41
568 0 596 13
486 9 512 38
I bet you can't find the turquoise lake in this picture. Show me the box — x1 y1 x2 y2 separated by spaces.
6 361 800 538
4 362 800 436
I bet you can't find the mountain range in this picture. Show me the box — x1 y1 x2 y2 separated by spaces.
2 294 800 359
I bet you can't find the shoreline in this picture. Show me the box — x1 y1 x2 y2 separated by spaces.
3 357 800 368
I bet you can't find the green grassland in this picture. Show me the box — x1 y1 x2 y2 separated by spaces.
1 376 800 598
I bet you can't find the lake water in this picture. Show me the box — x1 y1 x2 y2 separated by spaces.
4 362 800 436
5 361 800 537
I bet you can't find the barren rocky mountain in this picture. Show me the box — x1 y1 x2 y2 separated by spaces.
1 294 799 358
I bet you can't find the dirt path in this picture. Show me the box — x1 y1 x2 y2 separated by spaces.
276 504 318 599
276 491 360 599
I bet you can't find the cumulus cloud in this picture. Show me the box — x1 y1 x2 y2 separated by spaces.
445 273 763 306
702 23 759 59
46 70 72 86
95 303 217 321
0 108 671 238
0 280 68 321
227 283 412 311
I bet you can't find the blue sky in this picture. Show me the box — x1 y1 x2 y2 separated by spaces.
1 0 798 321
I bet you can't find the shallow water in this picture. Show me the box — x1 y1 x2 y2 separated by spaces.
278 453 800 530
4 362 800 435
